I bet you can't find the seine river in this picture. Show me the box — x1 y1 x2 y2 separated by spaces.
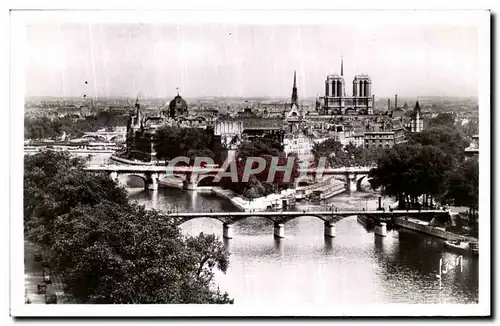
88 155 478 305
127 186 479 305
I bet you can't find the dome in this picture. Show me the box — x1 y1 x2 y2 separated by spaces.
169 94 188 118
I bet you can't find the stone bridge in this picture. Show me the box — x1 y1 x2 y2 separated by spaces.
295 167 373 192
82 131 126 143
85 164 374 192
84 165 221 190
165 210 450 239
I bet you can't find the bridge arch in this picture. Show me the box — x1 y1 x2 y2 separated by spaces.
295 175 315 187
109 134 125 143
117 173 147 188
196 174 219 187
278 214 328 223
356 175 370 191
82 134 107 142
175 215 230 225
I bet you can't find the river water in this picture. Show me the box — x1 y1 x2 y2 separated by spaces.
86 154 479 305
127 186 479 305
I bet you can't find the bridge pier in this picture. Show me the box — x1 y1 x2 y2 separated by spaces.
375 222 387 237
184 181 197 191
274 223 285 238
324 221 336 237
109 171 118 182
347 174 357 192
223 223 234 239
184 173 198 191
145 173 159 191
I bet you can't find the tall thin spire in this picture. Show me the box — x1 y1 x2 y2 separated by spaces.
291 70 298 106
341 54 344 77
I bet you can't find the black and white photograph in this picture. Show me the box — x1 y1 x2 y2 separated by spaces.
9 8 491 317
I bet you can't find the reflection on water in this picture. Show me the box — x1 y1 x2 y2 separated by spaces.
128 187 479 305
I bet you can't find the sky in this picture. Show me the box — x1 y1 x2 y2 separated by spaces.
25 23 479 99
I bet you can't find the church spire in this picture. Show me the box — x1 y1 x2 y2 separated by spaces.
341 54 344 77
291 70 298 106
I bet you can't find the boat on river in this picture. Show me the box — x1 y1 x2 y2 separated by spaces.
444 240 479 256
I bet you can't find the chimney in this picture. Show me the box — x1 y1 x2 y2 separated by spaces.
388 99 391 111
395 94 398 110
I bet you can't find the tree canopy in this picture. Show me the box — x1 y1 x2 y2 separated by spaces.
407 125 469 163
218 137 299 199
237 137 283 158
311 139 383 168
24 150 233 304
369 125 478 213
427 112 456 128
25 112 129 140
153 126 221 164
442 157 479 217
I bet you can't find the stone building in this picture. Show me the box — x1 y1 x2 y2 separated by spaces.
125 98 156 162
318 57 374 115
464 134 479 159
283 132 314 163
410 101 424 132
168 92 189 118
285 70 303 133
364 127 406 149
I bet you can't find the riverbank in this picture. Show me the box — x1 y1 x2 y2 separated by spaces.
198 186 294 212
111 154 167 166
157 177 293 212
395 217 478 242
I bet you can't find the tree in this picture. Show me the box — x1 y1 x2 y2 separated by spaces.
24 112 129 140
360 146 385 167
24 151 233 304
153 127 183 161
443 157 479 218
311 139 346 167
462 119 479 138
153 127 216 164
428 112 456 128
218 137 299 198
24 150 128 246
237 137 282 158
312 139 381 168
369 143 451 209
407 125 468 163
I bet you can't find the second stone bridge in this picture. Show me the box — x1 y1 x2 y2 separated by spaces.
165 209 450 239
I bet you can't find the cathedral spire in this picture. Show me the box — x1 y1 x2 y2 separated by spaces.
291 70 298 106
341 54 344 77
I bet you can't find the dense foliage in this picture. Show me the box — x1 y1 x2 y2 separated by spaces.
24 151 233 304
217 137 299 199
369 123 479 215
153 126 225 164
25 112 129 140
442 157 479 217
311 139 384 168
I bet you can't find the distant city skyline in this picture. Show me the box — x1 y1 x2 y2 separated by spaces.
25 23 479 99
